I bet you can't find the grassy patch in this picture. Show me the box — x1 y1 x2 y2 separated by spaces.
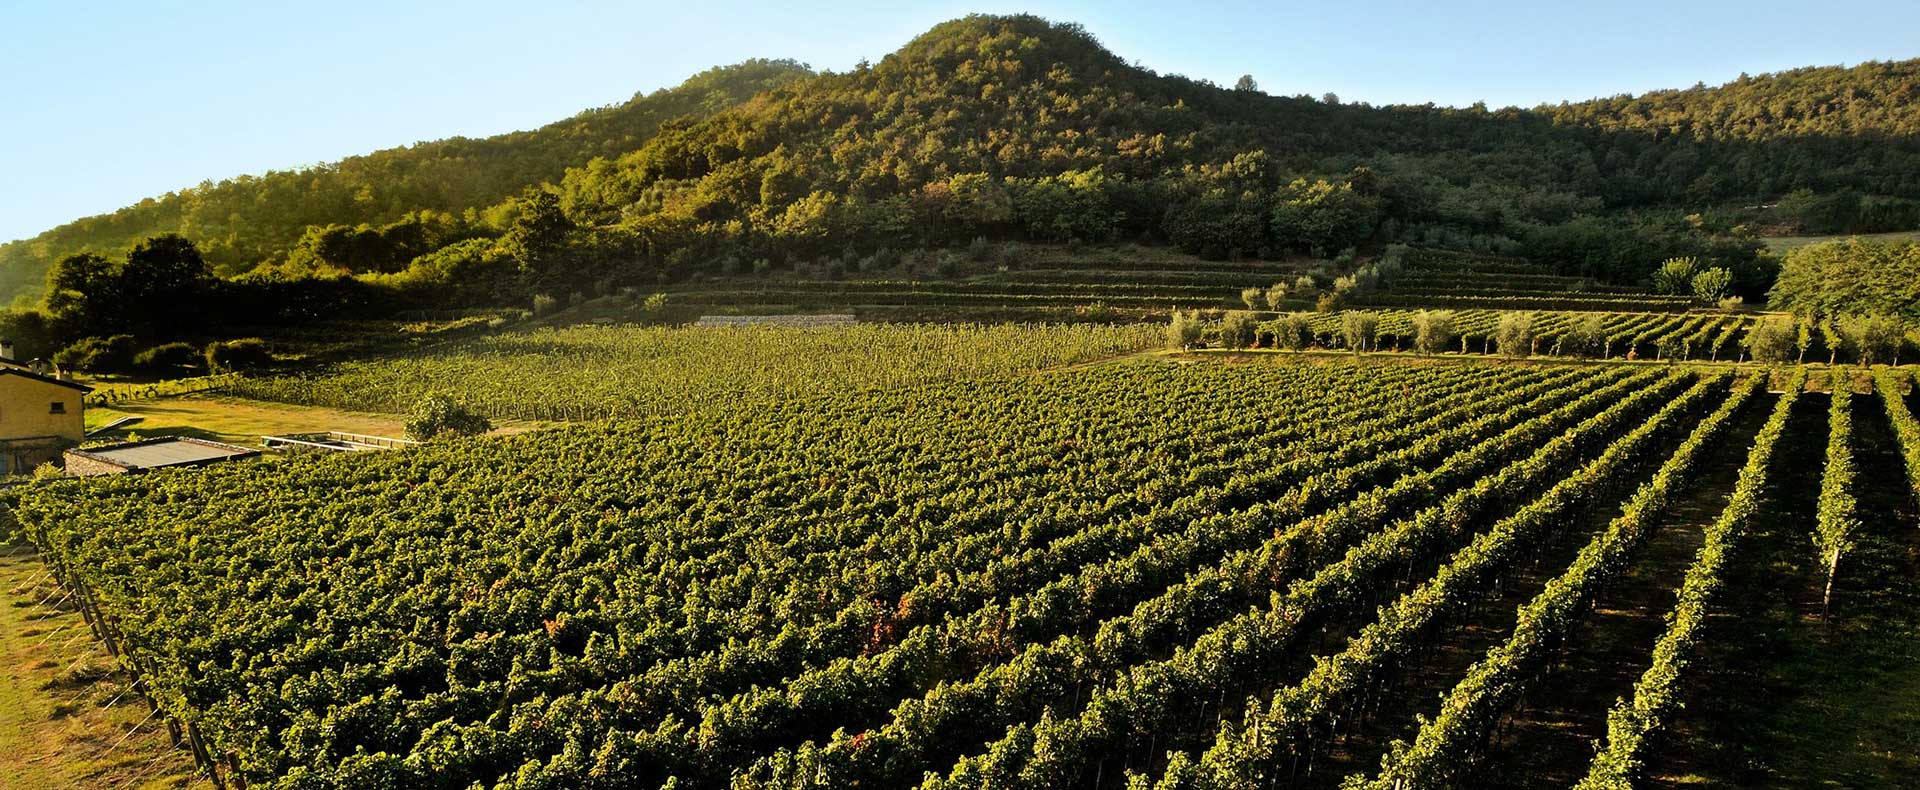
83 394 408 444
82 393 545 446
0 544 205 789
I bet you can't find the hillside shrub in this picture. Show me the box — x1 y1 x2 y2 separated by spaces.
204 338 275 373
52 335 138 373
405 395 493 441
134 342 202 374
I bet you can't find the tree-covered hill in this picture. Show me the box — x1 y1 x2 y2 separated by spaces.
9 14 1920 355
0 59 811 298
508 15 1917 294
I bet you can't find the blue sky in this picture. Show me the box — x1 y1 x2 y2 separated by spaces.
4 0 1918 243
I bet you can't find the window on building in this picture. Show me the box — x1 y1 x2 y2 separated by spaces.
49 401 65 414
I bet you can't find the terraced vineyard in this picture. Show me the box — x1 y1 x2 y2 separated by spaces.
12 356 1918 789
661 247 1688 322
1359 249 1692 312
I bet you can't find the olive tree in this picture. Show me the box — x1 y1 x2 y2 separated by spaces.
1839 313 1905 365
1271 313 1313 351
1166 308 1204 350
1340 311 1379 353
1263 282 1289 311
1495 311 1535 358
1219 311 1259 349
1412 310 1456 356
1560 313 1608 358
1744 316 1798 363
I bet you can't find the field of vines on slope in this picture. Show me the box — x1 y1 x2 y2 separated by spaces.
229 323 1160 421
20 360 1914 789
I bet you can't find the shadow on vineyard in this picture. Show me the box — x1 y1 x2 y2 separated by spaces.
1650 394 1920 787
1483 395 1774 785
1281 377 1735 786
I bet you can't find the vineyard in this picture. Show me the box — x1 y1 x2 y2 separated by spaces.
11 356 1920 789
227 322 1160 421
1292 309 1755 360
653 246 1689 323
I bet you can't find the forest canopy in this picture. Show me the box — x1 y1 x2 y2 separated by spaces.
1769 238 1920 321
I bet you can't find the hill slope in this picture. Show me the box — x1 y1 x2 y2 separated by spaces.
0 59 811 298
9 15 1920 336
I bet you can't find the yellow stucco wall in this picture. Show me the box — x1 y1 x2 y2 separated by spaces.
0 374 84 442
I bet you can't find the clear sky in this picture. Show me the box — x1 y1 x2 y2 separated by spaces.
5 0 1918 243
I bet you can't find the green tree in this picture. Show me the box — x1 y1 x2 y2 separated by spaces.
1166 308 1203 350
1340 311 1378 353
120 234 216 334
1495 311 1536 358
1652 256 1702 295
1219 311 1258 349
1838 313 1905 365
42 253 117 338
1691 267 1733 302
1411 310 1456 355
501 188 574 276
1560 313 1608 357
1744 316 1798 363
1271 313 1312 350
1263 282 1288 311
1271 178 1381 255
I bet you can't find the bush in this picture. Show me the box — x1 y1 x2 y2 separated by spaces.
204 338 275 373
52 335 138 373
532 294 560 316
404 395 493 441
133 342 202 374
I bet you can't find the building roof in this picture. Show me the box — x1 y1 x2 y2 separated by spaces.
0 366 92 393
67 437 259 471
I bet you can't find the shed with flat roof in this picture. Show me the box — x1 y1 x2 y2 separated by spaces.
63 437 261 476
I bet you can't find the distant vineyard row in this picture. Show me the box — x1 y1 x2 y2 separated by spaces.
1187 308 1920 366
229 323 1160 421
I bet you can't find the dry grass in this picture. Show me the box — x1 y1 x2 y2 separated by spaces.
0 545 206 789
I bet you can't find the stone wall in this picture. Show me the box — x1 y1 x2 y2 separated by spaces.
61 451 130 477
